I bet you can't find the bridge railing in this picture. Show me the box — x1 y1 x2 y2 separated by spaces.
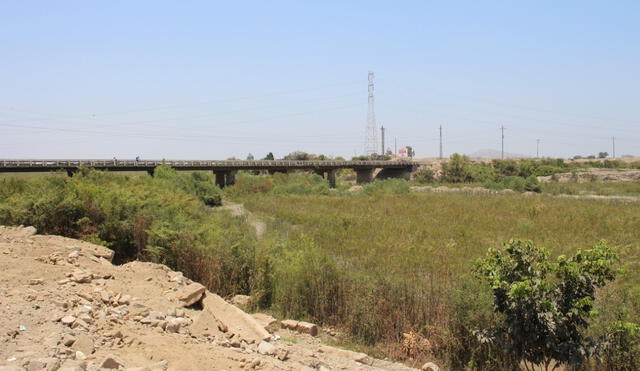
1 159 415 169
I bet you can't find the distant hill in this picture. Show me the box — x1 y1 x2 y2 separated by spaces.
467 149 530 159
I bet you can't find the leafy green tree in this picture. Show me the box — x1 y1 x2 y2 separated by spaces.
263 152 275 160
441 153 472 182
598 152 609 159
474 239 618 370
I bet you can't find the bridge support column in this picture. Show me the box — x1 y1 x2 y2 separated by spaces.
225 171 236 186
214 171 227 188
326 169 336 188
376 167 411 181
355 168 374 184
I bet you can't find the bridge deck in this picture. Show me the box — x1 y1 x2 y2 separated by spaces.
0 159 415 172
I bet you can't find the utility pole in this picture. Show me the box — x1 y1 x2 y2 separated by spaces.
612 136 616 159
501 125 505 159
536 139 540 158
439 125 443 159
394 137 397 155
381 126 385 155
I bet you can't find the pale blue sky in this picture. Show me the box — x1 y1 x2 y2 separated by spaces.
1 1 638 159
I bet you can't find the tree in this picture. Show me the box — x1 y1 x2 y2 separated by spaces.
405 146 415 158
246 153 254 160
441 153 472 183
598 152 609 159
263 152 275 160
474 239 618 370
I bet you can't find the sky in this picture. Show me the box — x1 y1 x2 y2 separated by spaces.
1 1 638 159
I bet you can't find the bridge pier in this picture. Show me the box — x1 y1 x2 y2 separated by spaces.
214 171 226 188
355 168 374 184
226 171 236 186
214 170 237 188
376 167 411 181
312 169 336 188
326 169 336 188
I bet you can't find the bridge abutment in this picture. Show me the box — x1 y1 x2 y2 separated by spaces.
355 168 374 184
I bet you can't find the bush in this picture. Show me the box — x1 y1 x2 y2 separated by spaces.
414 167 436 183
474 239 619 370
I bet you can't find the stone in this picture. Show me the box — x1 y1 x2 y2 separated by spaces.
421 362 440 371
100 291 112 303
71 271 92 284
61 315 77 326
26 358 60 371
176 283 205 307
118 295 132 305
57 359 87 371
297 321 318 336
99 354 125 369
230 295 251 307
276 348 289 361
75 351 87 360
257 341 276 355
251 313 278 332
72 334 94 355
62 334 77 346
28 278 44 285
280 320 298 330
165 319 181 333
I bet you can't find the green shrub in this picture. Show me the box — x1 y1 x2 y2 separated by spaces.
414 167 436 183
474 239 619 370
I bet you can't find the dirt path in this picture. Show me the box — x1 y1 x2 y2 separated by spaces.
217 201 267 240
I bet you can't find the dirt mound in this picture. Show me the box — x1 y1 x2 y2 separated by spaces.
0 226 419 371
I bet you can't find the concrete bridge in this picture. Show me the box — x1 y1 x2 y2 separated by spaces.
0 159 417 188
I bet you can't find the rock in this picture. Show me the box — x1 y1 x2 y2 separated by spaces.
71 271 92 284
26 358 60 371
118 295 132 305
297 321 318 336
75 351 87 360
176 283 205 307
348 185 363 192
280 320 299 330
230 295 251 307
60 315 76 326
421 362 440 371
276 348 289 361
72 334 94 355
57 359 87 371
257 341 277 355
100 291 112 303
165 319 181 333
251 313 278 332
28 278 44 285
62 334 76 346
22 226 37 237
99 355 125 369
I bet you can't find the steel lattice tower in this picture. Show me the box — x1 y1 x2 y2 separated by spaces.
364 72 378 155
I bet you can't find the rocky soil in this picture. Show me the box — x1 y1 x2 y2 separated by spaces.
0 226 429 371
